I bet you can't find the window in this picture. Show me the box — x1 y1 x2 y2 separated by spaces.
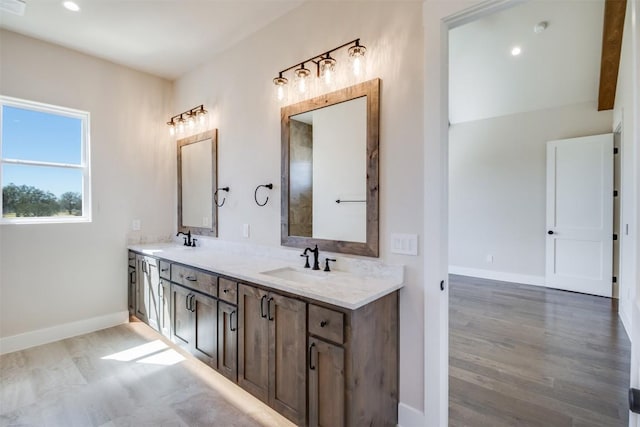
0 96 91 224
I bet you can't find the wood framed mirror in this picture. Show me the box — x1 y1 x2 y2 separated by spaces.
177 129 218 237
281 79 380 257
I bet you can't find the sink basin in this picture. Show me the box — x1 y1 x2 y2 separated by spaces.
261 267 329 283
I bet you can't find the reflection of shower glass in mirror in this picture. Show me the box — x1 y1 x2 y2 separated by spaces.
289 97 367 243
177 129 217 237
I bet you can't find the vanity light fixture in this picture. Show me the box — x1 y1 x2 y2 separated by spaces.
272 38 367 99
167 105 207 137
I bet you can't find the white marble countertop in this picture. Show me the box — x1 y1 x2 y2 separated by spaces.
128 242 404 310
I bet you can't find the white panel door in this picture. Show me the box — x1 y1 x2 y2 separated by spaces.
545 134 613 297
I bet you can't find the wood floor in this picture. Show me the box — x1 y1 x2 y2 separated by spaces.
449 275 631 427
0 322 294 427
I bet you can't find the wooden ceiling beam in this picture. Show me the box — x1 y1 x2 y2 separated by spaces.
598 0 627 111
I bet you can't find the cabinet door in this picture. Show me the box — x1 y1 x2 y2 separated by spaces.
268 293 307 425
238 284 270 402
135 256 147 321
171 284 192 350
309 337 345 427
192 292 217 369
145 258 161 332
127 267 136 315
159 279 171 339
218 301 238 382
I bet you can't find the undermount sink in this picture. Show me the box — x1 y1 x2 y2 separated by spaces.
261 267 330 283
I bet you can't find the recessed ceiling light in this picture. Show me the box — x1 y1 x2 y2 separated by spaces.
62 1 80 12
511 46 522 56
534 21 548 34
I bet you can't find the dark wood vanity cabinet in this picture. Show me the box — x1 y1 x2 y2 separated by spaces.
238 283 307 425
217 277 239 382
127 251 398 426
170 282 218 369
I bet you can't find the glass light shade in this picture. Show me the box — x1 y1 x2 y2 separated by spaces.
295 65 311 93
348 43 367 76
319 56 336 85
187 113 195 128
273 76 288 101
198 110 207 125
177 118 185 134
168 123 176 136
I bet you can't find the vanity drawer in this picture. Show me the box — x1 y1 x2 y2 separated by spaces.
218 278 237 304
308 304 344 344
128 251 136 267
159 261 171 280
171 264 218 297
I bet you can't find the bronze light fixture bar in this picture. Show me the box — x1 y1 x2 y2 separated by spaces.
273 38 367 100
167 104 208 136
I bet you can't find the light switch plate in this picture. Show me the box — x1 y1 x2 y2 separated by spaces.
390 233 418 256
132 219 141 231
242 224 250 238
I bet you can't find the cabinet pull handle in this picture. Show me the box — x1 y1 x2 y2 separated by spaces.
185 293 191 311
267 297 274 321
309 343 316 370
320 320 328 328
260 295 267 318
161 268 169 272
185 275 197 282
190 294 196 312
230 310 236 332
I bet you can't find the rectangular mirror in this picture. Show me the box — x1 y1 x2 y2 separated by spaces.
177 129 217 236
281 79 379 257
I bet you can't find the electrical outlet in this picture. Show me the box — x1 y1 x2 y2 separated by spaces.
202 216 209 226
486 254 494 263
243 224 250 238
132 219 141 231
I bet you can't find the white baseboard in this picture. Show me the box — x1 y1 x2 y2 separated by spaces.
0 311 129 355
398 402 426 427
448 265 545 287
620 307 632 342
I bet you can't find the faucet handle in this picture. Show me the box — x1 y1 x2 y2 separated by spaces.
183 237 188 246
324 258 336 272
192 238 197 247
300 253 310 268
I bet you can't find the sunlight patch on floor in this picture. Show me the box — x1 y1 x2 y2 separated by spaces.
102 339 184 365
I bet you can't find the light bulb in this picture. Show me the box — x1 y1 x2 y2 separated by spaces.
273 75 288 101
353 57 361 76
319 55 336 86
187 114 195 127
177 119 185 134
198 111 207 125
169 124 175 136
348 42 367 77
294 65 310 94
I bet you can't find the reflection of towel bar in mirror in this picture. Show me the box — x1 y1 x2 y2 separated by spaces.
335 199 365 204
214 187 230 207
255 183 273 207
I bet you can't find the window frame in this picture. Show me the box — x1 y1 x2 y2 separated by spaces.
0 96 91 224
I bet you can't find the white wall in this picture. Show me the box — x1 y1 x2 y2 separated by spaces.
0 30 174 350
312 97 366 242
175 1 425 414
449 102 613 285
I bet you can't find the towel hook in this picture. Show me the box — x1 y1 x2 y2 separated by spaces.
254 183 273 207
214 186 230 207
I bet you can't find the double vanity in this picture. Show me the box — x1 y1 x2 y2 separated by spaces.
127 243 402 426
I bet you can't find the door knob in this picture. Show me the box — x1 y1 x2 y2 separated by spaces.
548 230 554 235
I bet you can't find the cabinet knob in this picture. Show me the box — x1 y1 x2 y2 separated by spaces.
223 289 228 293
320 320 328 328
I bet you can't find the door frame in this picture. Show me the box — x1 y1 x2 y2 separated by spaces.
423 0 640 426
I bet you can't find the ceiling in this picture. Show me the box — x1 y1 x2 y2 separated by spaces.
0 0 304 80
449 0 605 124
